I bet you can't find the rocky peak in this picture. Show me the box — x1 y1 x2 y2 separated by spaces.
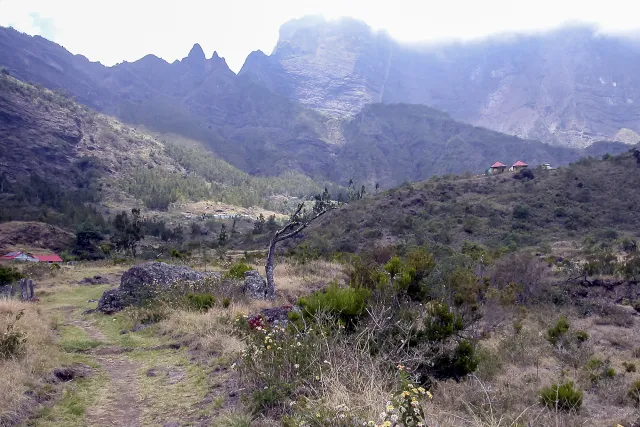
184 43 206 65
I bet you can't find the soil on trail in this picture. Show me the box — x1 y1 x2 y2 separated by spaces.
62 309 143 427
85 356 141 427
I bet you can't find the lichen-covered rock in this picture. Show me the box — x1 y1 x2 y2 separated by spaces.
242 270 272 300
97 262 218 313
97 289 125 314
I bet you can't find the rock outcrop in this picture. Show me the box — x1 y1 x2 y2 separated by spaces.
242 270 273 300
97 262 217 313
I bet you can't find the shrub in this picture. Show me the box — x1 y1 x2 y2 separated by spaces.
623 362 637 373
225 262 252 280
0 310 26 359
0 266 23 286
384 256 403 279
422 302 464 342
574 330 589 342
222 297 231 308
186 293 216 311
539 381 583 411
547 316 570 345
298 283 370 325
430 340 478 381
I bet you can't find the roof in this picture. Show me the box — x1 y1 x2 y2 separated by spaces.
1 251 22 259
491 162 506 168
513 160 528 167
34 254 63 262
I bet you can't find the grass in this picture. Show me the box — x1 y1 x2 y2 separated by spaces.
58 325 102 353
0 298 61 425
130 348 215 426
31 373 109 427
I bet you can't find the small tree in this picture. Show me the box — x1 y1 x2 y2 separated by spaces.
74 223 104 260
264 196 338 298
253 214 266 234
113 208 143 257
218 224 228 245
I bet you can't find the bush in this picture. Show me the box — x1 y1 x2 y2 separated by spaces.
0 310 26 359
547 316 570 345
539 381 583 411
298 283 370 325
430 340 478 381
623 362 637 373
225 262 252 280
186 293 216 311
422 302 464 342
574 330 589 342
0 266 23 286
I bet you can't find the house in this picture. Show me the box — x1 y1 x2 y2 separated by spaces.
510 160 529 171
541 163 554 170
35 254 63 263
0 252 62 263
488 162 507 174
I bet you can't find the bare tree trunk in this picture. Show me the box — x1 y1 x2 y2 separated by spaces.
265 236 277 299
263 202 334 295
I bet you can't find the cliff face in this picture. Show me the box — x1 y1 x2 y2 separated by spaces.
240 18 640 148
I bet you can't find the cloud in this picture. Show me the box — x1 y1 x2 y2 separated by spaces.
1 0 639 72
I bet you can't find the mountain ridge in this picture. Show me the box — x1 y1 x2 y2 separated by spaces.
0 24 632 190
240 16 640 148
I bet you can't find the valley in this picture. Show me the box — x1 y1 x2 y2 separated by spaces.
1 10 640 427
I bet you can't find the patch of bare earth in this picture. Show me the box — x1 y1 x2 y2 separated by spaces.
65 312 143 427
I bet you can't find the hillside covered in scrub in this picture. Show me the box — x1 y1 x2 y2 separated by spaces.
304 150 640 254
0 73 338 228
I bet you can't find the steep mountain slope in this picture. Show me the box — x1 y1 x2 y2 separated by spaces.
0 25 629 190
0 26 335 178
331 104 628 185
240 17 640 148
304 150 640 254
0 73 338 224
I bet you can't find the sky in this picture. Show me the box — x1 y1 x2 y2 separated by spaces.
1 0 639 72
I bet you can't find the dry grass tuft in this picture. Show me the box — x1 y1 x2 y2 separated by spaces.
0 298 60 425
160 305 248 357
269 260 347 301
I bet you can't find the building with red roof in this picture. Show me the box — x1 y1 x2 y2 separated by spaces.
488 162 507 174
34 254 63 263
1 252 62 263
511 160 529 171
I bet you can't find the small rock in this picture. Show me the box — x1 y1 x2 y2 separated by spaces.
119 330 128 335
146 368 158 377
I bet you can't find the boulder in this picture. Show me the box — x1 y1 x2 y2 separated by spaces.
243 270 272 299
97 262 217 313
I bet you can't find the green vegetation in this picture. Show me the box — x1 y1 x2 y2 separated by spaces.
539 381 583 411
0 310 26 359
298 282 370 324
224 262 252 280
0 266 23 285
547 316 571 345
186 293 216 311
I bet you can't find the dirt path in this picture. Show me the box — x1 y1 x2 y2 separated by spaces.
63 310 143 427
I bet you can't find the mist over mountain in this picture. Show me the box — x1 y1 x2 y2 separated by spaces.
0 21 633 191
240 17 640 148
